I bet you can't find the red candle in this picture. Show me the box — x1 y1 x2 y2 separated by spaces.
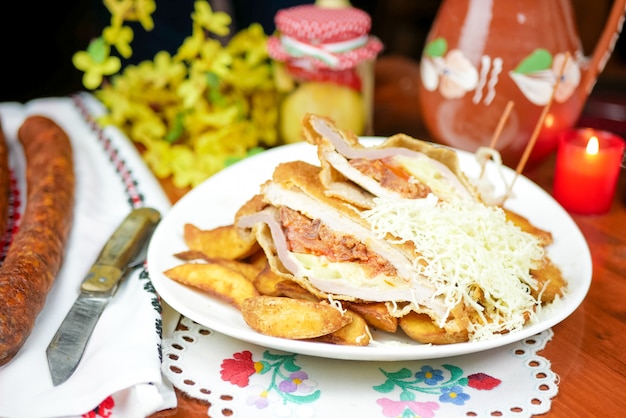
553 128 625 214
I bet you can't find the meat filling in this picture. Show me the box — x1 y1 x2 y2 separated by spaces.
350 157 431 199
279 207 397 278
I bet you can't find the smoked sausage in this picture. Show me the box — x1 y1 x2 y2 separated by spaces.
0 115 75 366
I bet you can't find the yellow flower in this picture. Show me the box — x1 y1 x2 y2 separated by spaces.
190 105 240 134
250 91 280 146
169 145 205 188
130 0 156 30
227 23 269 66
177 70 208 109
174 25 205 62
104 0 156 30
103 23 134 58
198 38 232 78
226 57 273 92
95 88 137 126
147 51 187 88
73 37 121 89
192 0 231 37
143 139 176 178
103 0 132 27
223 24 274 92
80 0 279 188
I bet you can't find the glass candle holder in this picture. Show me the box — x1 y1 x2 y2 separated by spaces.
552 128 625 215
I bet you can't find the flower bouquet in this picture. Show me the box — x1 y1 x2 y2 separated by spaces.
73 0 280 189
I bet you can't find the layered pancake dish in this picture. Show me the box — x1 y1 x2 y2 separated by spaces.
234 114 567 344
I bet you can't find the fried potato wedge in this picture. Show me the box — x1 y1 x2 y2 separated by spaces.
311 309 371 346
275 280 319 301
241 296 352 339
248 249 269 271
173 252 263 281
183 223 260 260
344 301 398 333
531 256 567 303
503 208 553 246
164 263 259 309
252 264 284 296
399 311 469 345
173 250 208 261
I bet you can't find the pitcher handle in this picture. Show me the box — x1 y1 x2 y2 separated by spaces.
584 0 626 94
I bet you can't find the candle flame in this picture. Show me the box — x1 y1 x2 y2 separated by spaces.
586 136 599 155
544 113 554 128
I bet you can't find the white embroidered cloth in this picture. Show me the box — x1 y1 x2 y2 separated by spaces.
0 93 175 418
163 316 559 418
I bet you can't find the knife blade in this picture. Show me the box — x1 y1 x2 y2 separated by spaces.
46 207 161 386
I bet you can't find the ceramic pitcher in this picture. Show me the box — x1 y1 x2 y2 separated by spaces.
417 0 626 167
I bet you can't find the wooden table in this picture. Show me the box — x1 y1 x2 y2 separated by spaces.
152 55 626 417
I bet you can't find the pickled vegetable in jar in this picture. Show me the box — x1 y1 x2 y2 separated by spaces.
267 1 383 144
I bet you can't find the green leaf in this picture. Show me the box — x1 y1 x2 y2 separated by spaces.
373 380 396 393
246 146 264 156
87 37 108 64
206 71 225 105
387 368 413 379
424 37 447 58
283 389 321 404
282 357 301 373
399 390 416 401
513 48 552 74
442 364 464 382
164 112 185 144
262 350 288 361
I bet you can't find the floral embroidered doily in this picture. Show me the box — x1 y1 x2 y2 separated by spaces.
162 316 559 418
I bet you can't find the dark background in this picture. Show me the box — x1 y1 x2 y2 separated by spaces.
1 0 625 103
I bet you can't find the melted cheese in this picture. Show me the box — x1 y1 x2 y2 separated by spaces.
290 252 414 302
362 194 545 341
293 253 369 282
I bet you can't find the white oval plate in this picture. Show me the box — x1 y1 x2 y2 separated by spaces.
148 139 592 361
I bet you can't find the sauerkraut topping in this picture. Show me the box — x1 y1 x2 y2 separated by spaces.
362 193 545 340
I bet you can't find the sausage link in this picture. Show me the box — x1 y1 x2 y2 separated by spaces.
0 115 75 366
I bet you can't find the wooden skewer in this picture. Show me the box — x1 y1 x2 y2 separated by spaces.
504 52 571 200
480 100 515 178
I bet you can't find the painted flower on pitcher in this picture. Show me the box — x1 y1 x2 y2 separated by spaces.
509 48 580 105
552 52 581 102
421 37 479 99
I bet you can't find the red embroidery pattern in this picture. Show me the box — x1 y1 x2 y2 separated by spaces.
72 94 145 208
220 350 256 387
82 396 114 418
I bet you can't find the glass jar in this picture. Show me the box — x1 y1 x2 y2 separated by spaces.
267 2 383 144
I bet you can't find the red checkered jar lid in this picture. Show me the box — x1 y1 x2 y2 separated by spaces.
267 4 383 70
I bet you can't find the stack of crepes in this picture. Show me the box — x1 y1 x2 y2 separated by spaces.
235 114 566 344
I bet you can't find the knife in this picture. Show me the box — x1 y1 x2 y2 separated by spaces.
46 207 161 386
